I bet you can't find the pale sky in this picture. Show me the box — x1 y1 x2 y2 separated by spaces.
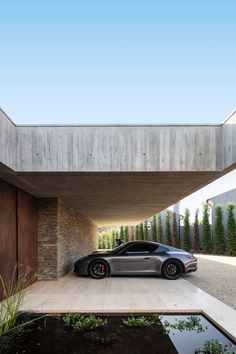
0 1 235 214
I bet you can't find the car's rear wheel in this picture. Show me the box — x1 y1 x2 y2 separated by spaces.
89 260 109 279
162 260 183 280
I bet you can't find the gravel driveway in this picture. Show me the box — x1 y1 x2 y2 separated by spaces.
184 255 236 310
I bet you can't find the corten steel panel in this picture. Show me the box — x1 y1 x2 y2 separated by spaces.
0 179 17 300
17 190 38 278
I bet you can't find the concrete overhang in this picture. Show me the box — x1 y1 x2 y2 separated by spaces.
1 107 236 226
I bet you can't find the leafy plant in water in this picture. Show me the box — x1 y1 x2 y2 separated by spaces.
63 314 107 332
122 316 159 328
195 339 235 354
161 316 207 335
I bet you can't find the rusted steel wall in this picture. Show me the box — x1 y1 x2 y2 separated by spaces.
0 180 38 300
0 180 17 300
17 190 38 277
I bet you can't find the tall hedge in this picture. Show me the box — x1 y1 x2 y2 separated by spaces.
202 203 212 253
152 215 157 241
214 205 225 254
226 203 236 255
144 220 148 240
172 212 180 248
120 225 124 240
140 223 144 241
124 226 129 243
111 229 117 249
135 224 140 240
157 213 163 243
182 208 191 251
193 209 200 252
166 210 171 245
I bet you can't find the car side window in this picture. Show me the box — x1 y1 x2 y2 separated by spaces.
123 243 158 255
154 245 168 253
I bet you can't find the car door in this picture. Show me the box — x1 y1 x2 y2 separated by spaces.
111 243 157 274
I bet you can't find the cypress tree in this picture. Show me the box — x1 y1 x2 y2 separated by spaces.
202 203 212 253
172 212 180 248
193 209 200 252
166 210 171 245
130 225 135 241
157 213 163 243
182 208 191 251
226 203 236 255
152 215 157 242
135 224 140 240
214 205 225 254
111 229 116 249
140 223 144 240
144 220 148 240
124 226 129 243
120 225 124 240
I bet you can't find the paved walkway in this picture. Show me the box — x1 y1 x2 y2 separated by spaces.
185 254 236 310
21 272 236 341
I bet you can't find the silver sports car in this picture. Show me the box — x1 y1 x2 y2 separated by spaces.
74 241 197 280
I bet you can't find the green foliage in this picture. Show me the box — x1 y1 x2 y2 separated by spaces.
157 213 163 243
152 215 157 242
144 220 148 240
166 210 171 245
140 223 144 240
202 203 212 253
193 209 200 252
172 212 180 248
63 314 107 332
214 205 225 254
195 339 235 354
0 266 44 339
135 224 140 240
124 226 129 243
182 208 192 251
122 316 159 328
111 230 116 249
161 316 207 335
120 226 124 240
226 203 236 255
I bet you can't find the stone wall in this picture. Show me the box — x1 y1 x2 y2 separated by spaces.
37 198 97 279
58 200 97 277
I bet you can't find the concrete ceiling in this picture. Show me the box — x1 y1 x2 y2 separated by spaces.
0 169 221 226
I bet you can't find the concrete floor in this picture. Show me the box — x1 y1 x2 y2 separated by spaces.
21 272 236 341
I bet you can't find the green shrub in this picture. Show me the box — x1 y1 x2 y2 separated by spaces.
124 226 129 243
122 316 158 328
226 203 236 255
140 223 144 240
135 224 140 240
193 209 200 252
157 214 163 243
166 210 171 245
152 215 157 242
202 203 212 253
182 208 191 251
214 205 225 254
144 220 148 241
63 314 107 332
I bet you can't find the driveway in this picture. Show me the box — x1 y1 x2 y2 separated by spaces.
184 254 236 310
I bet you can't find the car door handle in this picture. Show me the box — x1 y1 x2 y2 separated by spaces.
143 257 150 260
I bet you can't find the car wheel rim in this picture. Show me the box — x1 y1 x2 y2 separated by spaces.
93 263 106 276
166 263 178 277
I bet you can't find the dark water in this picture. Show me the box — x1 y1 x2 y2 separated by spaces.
160 314 236 354
1 314 235 354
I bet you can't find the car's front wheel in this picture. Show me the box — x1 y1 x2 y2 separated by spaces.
89 260 109 279
162 260 183 280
